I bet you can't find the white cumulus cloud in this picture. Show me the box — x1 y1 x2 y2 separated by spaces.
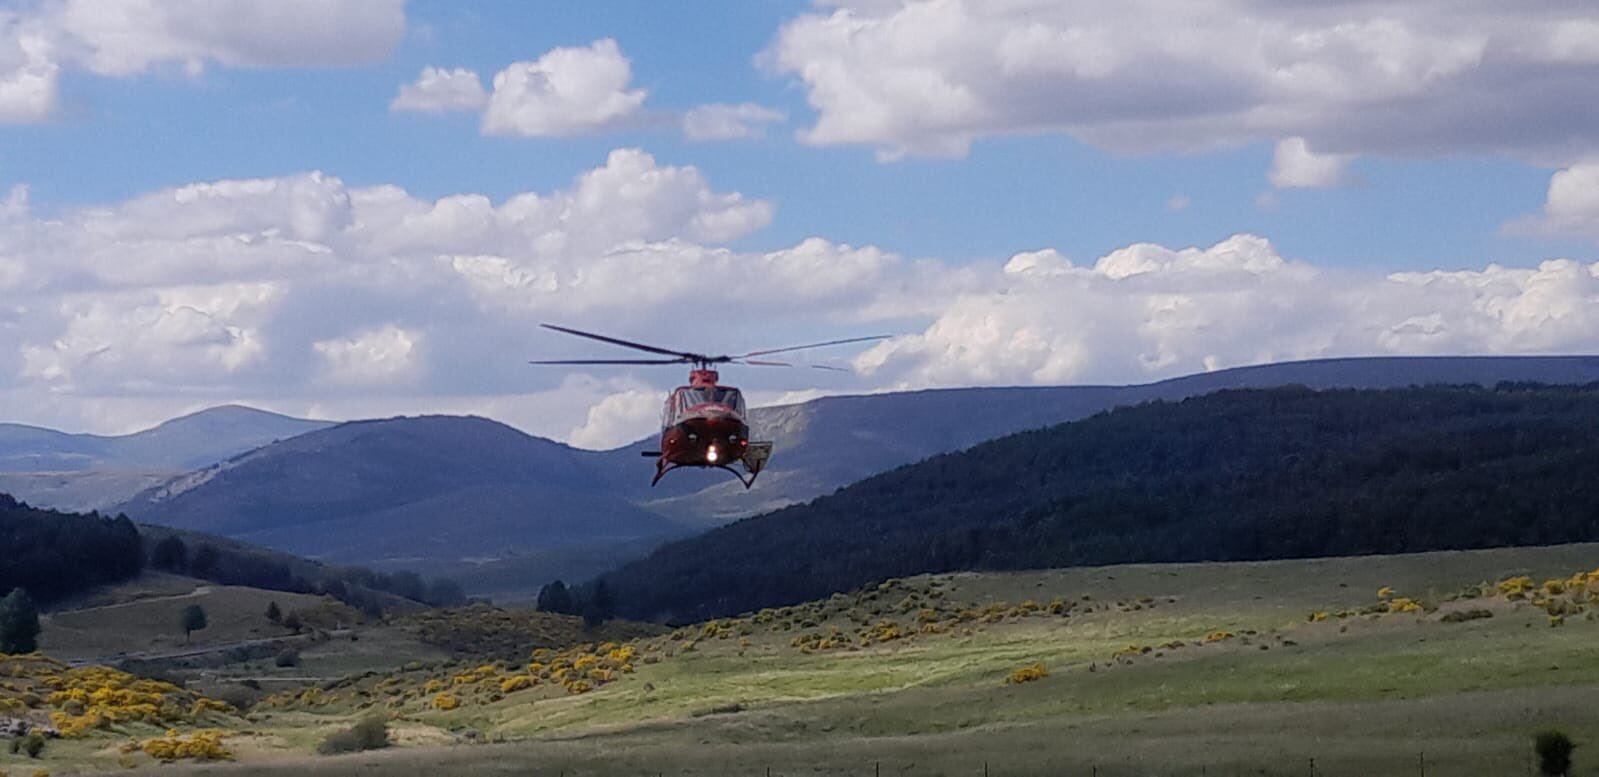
481 39 646 137
0 0 404 123
1511 162 1599 241
568 388 661 449
390 67 488 113
6 149 1599 443
858 235 1599 388
768 0 1599 167
1269 137 1354 189
313 325 422 387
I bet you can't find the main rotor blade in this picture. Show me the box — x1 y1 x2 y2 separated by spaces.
735 334 892 359
540 324 701 360
528 359 687 366
736 359 851 372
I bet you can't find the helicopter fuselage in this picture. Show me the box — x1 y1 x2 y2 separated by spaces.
646 369 770 487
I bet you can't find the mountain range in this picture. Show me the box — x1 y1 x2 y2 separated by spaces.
9 355 1599 598
0 406 333 512
116 415 674 564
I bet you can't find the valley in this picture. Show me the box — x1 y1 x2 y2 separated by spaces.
9 374 1599 775
10 355 1599 604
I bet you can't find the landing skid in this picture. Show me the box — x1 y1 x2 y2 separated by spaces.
646 441 772 489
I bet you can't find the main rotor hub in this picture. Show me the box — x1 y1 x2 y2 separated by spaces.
689 368 720 387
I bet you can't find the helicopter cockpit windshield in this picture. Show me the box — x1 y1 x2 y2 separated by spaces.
664 386 746 426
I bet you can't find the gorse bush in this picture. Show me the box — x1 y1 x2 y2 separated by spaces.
1004 663 1048 685
138 729 232 761
0 654 238 739
316 714 390 755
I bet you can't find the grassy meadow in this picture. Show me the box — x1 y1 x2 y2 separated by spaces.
8 544 1599 775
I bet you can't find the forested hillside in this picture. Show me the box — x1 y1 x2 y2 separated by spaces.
603 384 1599 621
0 494 462 611
0 494 144 601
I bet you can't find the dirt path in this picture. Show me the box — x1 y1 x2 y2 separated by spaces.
44 585 214 617
63 629 348 667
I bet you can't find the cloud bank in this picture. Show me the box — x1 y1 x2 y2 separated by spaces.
769 0 1599 166
0 0 405 122
4 150 1598 446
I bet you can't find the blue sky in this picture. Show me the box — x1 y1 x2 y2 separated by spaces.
2 0 1598 444
6 1 1589 270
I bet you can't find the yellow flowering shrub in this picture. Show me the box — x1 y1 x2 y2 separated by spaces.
0 657 236 739
432 693 460 710
1203 630 1236 643
1004 663 1049 685
1498 576 1533 597
499 675 533 693
1376 586 1394 598
1111 644 1149 659
141 729 232 761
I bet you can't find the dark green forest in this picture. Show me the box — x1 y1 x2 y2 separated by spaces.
604 384 1599 621
1 493 464 610
0 494 144 602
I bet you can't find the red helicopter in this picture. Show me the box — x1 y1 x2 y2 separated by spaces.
532 324 889 488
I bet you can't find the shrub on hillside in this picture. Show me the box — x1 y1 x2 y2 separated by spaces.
316 714 390 755
14 731 46 758
1536 730 1575 776
274 649 301 668
140 730 232 761
1440 609 1494 624
1004 662 1049 685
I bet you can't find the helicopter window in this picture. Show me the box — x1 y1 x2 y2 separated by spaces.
668 387 747 418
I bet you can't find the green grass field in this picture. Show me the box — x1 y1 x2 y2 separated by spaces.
11 544 1599 775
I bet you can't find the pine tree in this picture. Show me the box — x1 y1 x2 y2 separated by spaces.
265 601 282 623
537 580 574 614
0 588 41 654
151 535 188 572
583 581 615 628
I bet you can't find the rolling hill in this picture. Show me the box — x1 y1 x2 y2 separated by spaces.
622 355 1599 523
84 355 1599 596
0 404 331 472
117 415 682 566
0 405 332 511
602 383 1599 621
